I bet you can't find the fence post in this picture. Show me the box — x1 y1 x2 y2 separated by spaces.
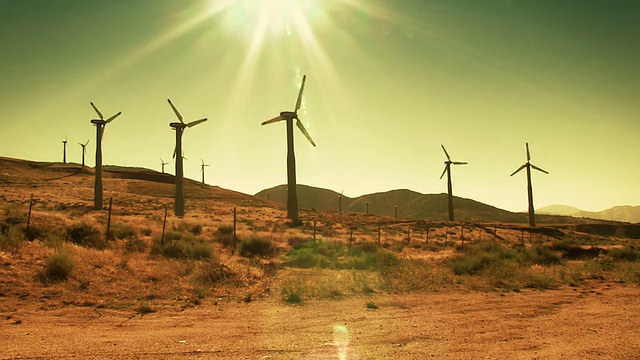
233 207 237 253
161 205 168 245
425 226 429 244
407 226 411 244
394 205 398 219
106 197 113 239
26 194 34 239
313 220 317 243
349 227 353 247
377 221 381 246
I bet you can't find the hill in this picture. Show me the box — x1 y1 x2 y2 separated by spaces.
0 156 266 209
537 205 583 216
574 206 640 224
256 185 579 223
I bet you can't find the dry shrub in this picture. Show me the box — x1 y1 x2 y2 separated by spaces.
40 251 74 283
66 223 107 249
239 236 277 258
194 258 234 284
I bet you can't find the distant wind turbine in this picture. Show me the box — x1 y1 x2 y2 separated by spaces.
200 159 209 184
78 140 89 168
89 102 121 210
168 99 207 217
62 135 68 163
160 158 168 174
439 145 467 221
261 75 316 224
510 142 548 227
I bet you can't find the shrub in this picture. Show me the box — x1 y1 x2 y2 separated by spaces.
608 246 640 262
41 251 74 282
194 258 233 284
239 236 277 258
216 225 234 236
110 223 137 240
66 223 107 249
0 226 25 253
152 239 213 260
527 245 562 265
124 237 149 253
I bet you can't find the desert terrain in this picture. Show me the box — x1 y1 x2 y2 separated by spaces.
1 156 640 359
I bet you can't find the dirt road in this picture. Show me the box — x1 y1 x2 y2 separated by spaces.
2 281 639 359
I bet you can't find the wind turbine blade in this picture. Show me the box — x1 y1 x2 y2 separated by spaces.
441 144 451 161
85 140 90 146
78 142 84 146
295 75 306 112
510 164 526 176
439 165 448 180
186 118 207 128
262 116 285 125
90 102 104 120
172 146 177 159
526 142 531 161
201 159 204 165
531 164 549 174
167 99 184 123
296 119 316 147
452 161 468 165
106 112 121 124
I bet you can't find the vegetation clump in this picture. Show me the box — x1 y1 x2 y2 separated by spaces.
66 223 107 249
41 251 74 282
150 231 212 260
284 240 398 270
239 236 277 258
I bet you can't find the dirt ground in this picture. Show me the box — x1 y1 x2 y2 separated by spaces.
2 281 639 359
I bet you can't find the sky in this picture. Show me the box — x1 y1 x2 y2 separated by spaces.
1 0 639 213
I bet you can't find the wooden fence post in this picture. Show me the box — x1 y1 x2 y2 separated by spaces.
161 205 168 245
106 197 113 239
26 194 34 239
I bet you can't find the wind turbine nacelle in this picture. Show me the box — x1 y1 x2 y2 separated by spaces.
170 122 185 128
91 119 106 125
280 111 296 119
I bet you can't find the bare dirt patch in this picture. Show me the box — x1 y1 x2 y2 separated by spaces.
2 282 639 359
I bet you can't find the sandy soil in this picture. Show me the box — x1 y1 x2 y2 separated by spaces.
2 281 639 359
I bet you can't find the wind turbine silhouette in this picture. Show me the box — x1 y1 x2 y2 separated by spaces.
510 142 548 227
78 140 89 168
62 135 68 163
261 75 316 223
90 102 121 210
440 145 467 221
160 158 168 174
168 99 207 217
200 159 209 184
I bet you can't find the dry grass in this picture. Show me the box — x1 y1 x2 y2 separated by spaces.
1 157 639 313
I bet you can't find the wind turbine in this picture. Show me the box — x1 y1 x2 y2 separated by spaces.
261 75 316 223
200 159 209 184
78 140 89 168
89 102 121 210
62 135 68 163
168 99 207 217
510 142 548 227
160 158 168 174
439 145 467 221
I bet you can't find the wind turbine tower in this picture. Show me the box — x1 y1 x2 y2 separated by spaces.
78 140 89 168
167 99 207 217
62 135 68 163
510 143 549 227
439 145 467 221
261 75 316 224
160 158 168 174
89 102 121 210
200 159 209 184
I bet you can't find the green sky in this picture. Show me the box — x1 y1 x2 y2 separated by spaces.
1 0 639 212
